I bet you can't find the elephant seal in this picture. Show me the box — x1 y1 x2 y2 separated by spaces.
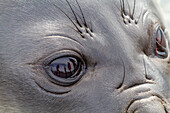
0 0 170 112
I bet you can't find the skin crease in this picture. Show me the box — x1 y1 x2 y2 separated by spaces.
0 0 170 112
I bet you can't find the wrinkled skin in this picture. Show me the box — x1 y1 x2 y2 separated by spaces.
0 0 170 113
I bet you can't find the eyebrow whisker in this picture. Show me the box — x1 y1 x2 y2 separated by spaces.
75 12 84 25
122 0 125 14
136 8 143 24
120 0 126 16
120 0 123 12
53 4 82 34
75 0 87 28
65 0 82 27
127 1 131 17
90 19 93 32
132 0 136 19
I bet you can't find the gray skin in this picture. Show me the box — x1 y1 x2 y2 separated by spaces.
0 0 170 112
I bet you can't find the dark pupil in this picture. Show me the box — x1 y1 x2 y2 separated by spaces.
49 57 79 78
155 27 168 58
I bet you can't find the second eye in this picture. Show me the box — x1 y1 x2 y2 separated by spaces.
155 27 168 59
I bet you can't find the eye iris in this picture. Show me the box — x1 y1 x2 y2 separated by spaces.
49 57 80 78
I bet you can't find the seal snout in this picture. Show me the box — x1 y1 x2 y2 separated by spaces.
125 87 169 113
127 96 168 113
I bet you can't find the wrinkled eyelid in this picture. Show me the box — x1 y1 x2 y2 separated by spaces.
42 50 83 66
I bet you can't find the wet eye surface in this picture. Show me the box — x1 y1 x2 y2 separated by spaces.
43 52 86 86
155 27 168 58
49 57 80 78
146 24 169 59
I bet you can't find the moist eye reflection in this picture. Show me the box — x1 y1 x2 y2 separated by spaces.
155 27 168 58
49 57 79 78
156 28 166 48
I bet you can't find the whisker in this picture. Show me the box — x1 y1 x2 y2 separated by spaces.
53 4 82 34
75 12 84 24
122 0 125 14
127 1 131 17
136 8 143 24
65 0 82 27
75 0 88 28
69 26 85 38
120 0 122 9
132 0 136 19
71 3 84 24
90 19 93 32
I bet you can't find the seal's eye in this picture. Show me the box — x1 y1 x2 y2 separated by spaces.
49 57 80 78
44 53 86 86
154 27 168 58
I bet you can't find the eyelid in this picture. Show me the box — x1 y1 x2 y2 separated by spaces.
25 49 84 70
43 49 84 66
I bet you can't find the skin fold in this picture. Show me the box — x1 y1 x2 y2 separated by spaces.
0 0 169 112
